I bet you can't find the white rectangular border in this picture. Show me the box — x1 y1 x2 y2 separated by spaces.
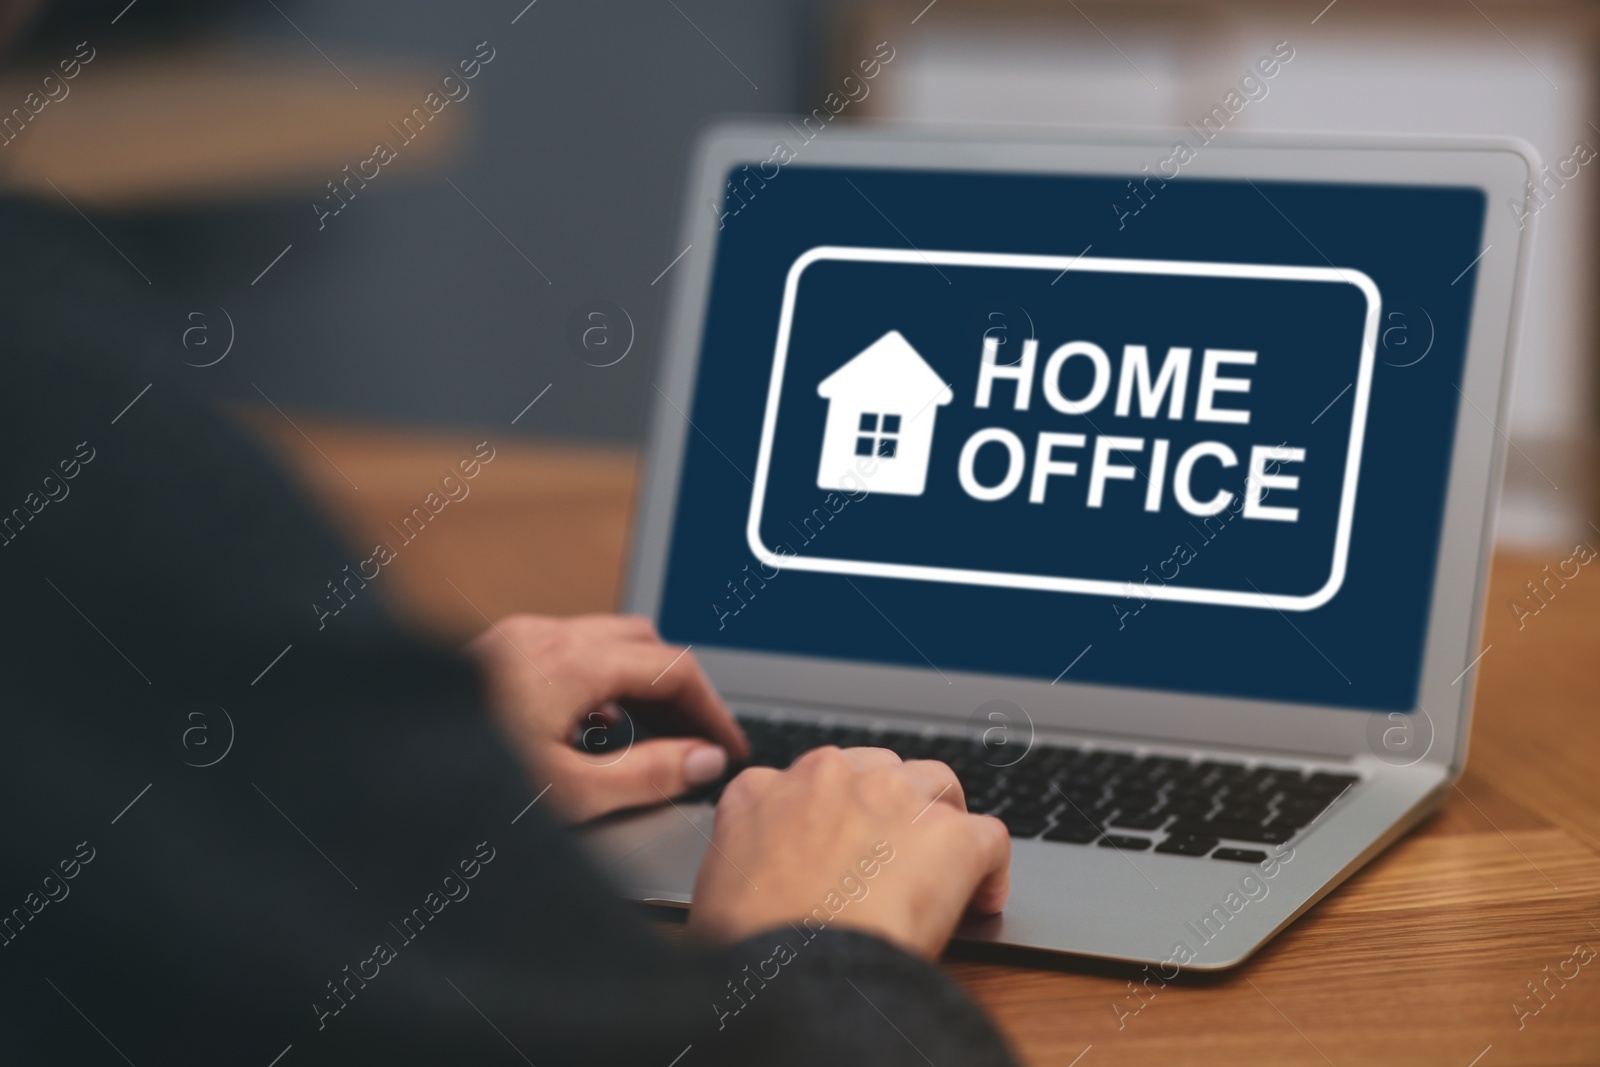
746 246 1381 611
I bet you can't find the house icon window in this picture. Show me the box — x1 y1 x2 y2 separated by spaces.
856 412 901 458
817 330 953 496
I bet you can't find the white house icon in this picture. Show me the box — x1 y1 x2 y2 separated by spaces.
816 330 953 496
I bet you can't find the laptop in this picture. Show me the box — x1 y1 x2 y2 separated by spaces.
586 122 1536 969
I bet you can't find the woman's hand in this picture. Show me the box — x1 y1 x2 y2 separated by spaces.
467 613 747 822
687 746 1010 960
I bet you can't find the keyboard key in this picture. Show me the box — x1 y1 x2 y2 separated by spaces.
1305 772 1361 795
1155 834 1218 857
1140 756 1193 779
1163 799 1218 821
1003 799 1054 820
952 768 983 788
1110 807 1171 831
928 735 970 755
1211 847 1269 863
1082 799 1120 823
1039 746 1085 768
1002 815 1049 838
826 727 876 749
1216 822 1294 845
1042 819 1101 844
1008 760 1057 783
1099 834 1153 851
875 730 921 753
1212 803 1272 825
1273 797 1336 827
1161 767 1209 787
969 795 1007 817
1167 820 1294 845
1254 769 1306 793
1081 752 1136 779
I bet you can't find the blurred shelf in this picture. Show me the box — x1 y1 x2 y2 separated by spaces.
0 43 467 210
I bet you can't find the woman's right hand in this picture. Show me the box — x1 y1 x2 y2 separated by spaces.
686 746 1011 961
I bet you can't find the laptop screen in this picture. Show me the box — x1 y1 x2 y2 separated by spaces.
653 162 1487 713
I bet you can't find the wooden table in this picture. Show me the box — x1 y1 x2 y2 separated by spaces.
252 411 1600 1067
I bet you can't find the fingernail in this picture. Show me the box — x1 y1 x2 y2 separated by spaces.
685 745 728 786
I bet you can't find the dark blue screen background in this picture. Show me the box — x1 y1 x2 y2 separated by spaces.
655 165 1486 712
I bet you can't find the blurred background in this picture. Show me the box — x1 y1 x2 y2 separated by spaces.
2 0 1594 600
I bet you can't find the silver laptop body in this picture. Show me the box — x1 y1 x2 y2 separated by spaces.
587 123 1536 969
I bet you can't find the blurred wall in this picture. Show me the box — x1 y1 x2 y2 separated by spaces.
138 0 818 443
838 0 1599 546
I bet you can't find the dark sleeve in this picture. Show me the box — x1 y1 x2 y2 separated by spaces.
710 929 1021 1066
0 199 1020 1067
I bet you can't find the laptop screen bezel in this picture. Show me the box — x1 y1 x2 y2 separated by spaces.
626 122 1535 767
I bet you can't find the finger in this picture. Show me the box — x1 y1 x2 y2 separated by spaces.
568 614 660 642
721 764 781 802
566 737 730 819
898 759 965 812
835 746 903 770
591 643 747 758
787 745 899 774
715 764 781 820
963 813 1012 916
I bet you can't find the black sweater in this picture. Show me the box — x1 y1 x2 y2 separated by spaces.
0 200 1020 1066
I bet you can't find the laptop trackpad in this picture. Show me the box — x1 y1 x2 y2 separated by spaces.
581 803 712 905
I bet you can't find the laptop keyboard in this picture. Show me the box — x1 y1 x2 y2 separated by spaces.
705 716 1359 863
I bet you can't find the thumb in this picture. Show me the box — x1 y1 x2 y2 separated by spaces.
571 737 729 816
